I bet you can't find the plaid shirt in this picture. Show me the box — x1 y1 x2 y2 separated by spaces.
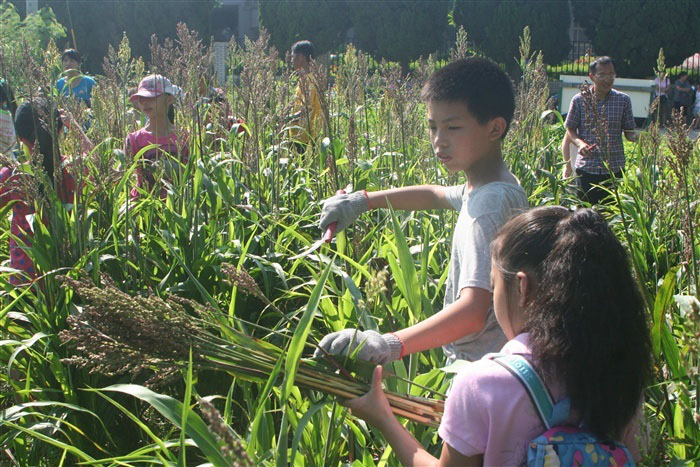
565 88 635 174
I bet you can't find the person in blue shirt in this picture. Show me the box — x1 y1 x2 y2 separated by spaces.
55 49 95 107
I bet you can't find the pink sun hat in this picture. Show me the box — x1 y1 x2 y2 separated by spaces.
130 74 176 102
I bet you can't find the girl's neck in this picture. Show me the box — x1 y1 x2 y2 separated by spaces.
145 117 173 137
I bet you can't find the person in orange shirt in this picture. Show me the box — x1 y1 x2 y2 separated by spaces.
288 40 322 149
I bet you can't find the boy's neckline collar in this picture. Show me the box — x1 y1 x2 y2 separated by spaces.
464 156 518 192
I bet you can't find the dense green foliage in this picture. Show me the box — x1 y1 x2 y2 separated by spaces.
451 0 570 71
0 24 699 467
571 0 700 77
258 0 351 57
348 0 450 71
7 0 216 73
0 1 65 85
260 0 449 69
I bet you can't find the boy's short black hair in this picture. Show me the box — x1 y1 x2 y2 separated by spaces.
61 48 81 63
291 40 315 60
421 57 515 138
589 56 616 74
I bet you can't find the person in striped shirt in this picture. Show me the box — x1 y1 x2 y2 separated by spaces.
565 56 638 205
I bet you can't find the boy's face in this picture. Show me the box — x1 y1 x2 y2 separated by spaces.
291 52 308 71
427 100 503 173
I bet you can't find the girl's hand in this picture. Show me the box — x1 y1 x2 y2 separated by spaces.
59 109 76 131
344 365 394 429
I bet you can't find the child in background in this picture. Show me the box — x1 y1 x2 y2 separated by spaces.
0 79 17 155
126 74 188 199
0 98 92 285
315 58 528 364
346 207 652 465
55 49 96 107
288 40 322 148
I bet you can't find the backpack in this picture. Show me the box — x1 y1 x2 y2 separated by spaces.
490 354 635 467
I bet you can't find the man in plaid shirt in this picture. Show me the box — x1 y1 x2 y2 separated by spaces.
565 56 638 204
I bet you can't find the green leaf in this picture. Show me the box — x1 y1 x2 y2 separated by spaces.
388 205 421 322
178 349 194 467
289 400 327 465
278 259 333 466
673 403 686 459
2 420 95 462
98 384 229 467
652 269 677 358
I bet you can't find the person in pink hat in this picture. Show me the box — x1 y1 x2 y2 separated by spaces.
126 74 188 199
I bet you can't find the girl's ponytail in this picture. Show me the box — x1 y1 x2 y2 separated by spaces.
493 207 652 440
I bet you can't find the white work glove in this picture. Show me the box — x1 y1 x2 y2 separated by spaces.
313 329 403 365
319 191 368 234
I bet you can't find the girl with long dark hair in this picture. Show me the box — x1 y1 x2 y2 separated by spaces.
0 98 90 285
345 207 652 465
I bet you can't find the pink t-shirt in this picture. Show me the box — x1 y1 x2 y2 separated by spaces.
126 127 188 199
438 333 643 466
0 162 75 285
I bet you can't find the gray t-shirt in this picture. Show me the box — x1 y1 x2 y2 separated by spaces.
442 181 529 362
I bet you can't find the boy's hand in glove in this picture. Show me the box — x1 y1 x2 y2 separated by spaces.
313 329 403 365
319 191 368 234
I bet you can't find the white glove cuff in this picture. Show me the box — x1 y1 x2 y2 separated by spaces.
383 333 404 362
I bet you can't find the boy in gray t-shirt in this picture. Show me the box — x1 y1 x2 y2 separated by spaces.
313 58 528 365
442 182 527 361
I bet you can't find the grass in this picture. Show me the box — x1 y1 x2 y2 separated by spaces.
0 25 698 466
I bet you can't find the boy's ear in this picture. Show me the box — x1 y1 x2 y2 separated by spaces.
489 117 507 141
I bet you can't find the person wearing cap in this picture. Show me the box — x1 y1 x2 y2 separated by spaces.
126 74 188 199
55 49 96 107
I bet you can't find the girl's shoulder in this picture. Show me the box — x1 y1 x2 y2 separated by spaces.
452 335 534 391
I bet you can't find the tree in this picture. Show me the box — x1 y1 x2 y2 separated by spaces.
0 2 65 88
34 0 216 74
259 0 351 56
348 0 450 71
572 0 700 78
451 0 570 70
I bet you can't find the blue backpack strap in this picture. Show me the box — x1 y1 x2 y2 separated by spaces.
490 354 570 429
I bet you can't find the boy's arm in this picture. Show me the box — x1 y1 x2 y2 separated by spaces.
319 185 457 234
313 287 491 363
394 287 491 355
366 185 455 211
60 109 94 154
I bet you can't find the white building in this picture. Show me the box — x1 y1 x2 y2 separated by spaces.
213 0 259 43
211 0 259 84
